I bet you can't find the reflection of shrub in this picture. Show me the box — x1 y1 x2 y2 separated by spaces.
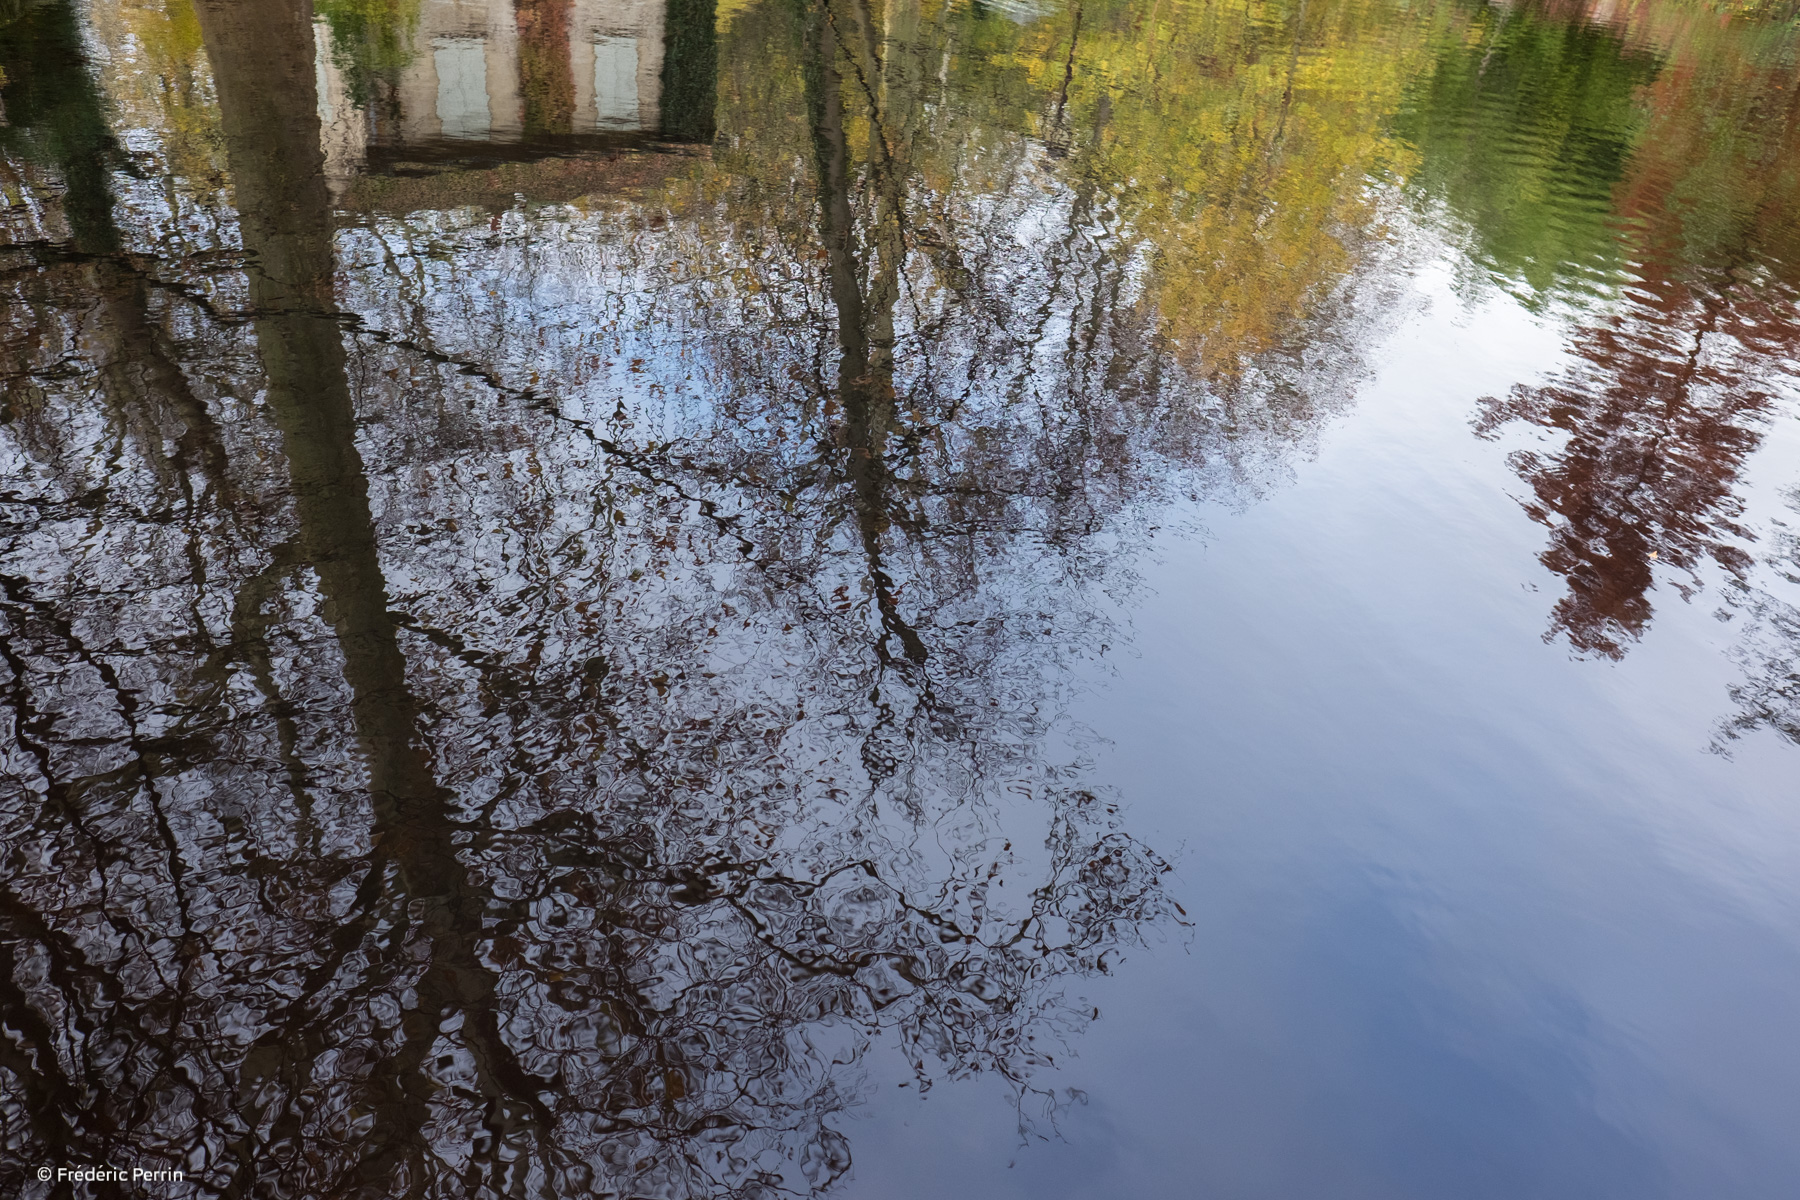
1706 0 1800 18
661 0 720 141
315 0 423 108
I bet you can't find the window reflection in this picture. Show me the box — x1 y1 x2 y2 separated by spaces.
591 33 641 127
311 0 683 172
432 36 492 136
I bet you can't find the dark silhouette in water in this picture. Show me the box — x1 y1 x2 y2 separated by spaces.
0 1 1178 1194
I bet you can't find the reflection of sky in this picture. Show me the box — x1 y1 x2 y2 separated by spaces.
36 4 1800 1184
337 208 709 431
332 190 1800 1197
835 260 1800 1199
329 161 1168 472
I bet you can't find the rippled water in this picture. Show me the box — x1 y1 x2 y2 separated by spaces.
2 0 1798 1195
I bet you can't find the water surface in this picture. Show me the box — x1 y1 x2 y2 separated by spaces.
2 0 1799 1195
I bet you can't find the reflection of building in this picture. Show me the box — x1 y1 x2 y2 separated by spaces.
390 0 665 142
315 0 715 197
313 19 369 190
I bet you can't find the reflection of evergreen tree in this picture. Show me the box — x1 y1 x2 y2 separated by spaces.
1396 1 1660 304
661 0 719 140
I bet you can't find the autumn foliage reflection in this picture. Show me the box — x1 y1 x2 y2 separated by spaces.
1474 2 1800 659
6 0 1799 1195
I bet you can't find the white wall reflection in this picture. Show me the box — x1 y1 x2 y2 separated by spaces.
314 0 669 185
433 36 493 137
591 33 642 127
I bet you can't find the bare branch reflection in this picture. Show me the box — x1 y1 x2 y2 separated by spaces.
0 0 1269 1193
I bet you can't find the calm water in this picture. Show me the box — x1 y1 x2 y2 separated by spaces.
2 0 1798 1195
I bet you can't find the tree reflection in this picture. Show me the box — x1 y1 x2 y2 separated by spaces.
18 0 1800 1194
1396 0 1659 303
1 0 1215 1194
1471 4 1800 660
25 0 1791 1192
1720 487 1800 748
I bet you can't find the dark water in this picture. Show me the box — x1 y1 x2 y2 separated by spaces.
2 0 1798 1195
